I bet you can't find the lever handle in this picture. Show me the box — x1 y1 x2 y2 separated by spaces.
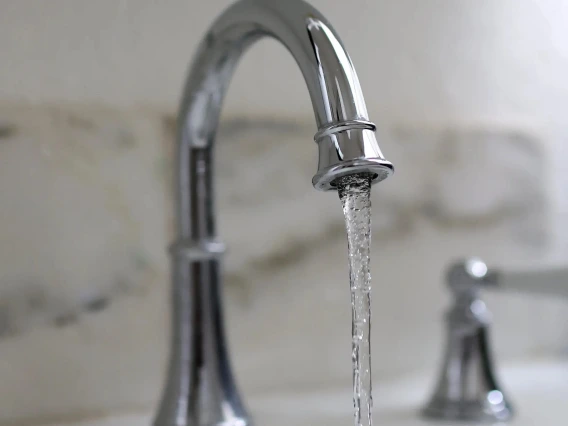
448 258 568 299
495 264 568 298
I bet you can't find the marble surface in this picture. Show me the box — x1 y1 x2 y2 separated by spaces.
0 104 566 424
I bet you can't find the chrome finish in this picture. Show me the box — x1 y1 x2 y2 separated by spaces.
422 258 513 423
425 257 568 422
313 119 377 141
153 1 393 425
170 238 227 262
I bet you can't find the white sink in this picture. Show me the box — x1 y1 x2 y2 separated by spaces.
43 358 566 426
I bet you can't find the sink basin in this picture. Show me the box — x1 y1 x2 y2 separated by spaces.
42 358 566 426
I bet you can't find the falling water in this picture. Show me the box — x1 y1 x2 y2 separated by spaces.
337 173 373 426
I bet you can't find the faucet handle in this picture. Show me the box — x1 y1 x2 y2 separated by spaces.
493 263 568 298
421 258 513 423
449 257 568 298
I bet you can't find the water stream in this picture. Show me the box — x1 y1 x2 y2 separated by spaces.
337 173 374 426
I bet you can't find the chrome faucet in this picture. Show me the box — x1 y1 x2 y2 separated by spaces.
423 257 568 422
153 1 393 425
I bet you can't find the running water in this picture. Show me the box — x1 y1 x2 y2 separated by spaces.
337 173 373 426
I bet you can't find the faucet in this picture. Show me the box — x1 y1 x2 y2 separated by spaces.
422 257 568 423
153 0 393 425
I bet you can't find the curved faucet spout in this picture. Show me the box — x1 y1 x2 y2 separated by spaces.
177 0 393 236
155 1 392 425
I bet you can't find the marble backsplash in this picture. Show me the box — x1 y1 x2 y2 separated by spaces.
0 104 566 425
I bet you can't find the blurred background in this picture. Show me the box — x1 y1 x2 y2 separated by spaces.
1 0 568 424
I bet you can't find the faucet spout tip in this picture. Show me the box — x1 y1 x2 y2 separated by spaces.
312 124 393 191
312 157 393 191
